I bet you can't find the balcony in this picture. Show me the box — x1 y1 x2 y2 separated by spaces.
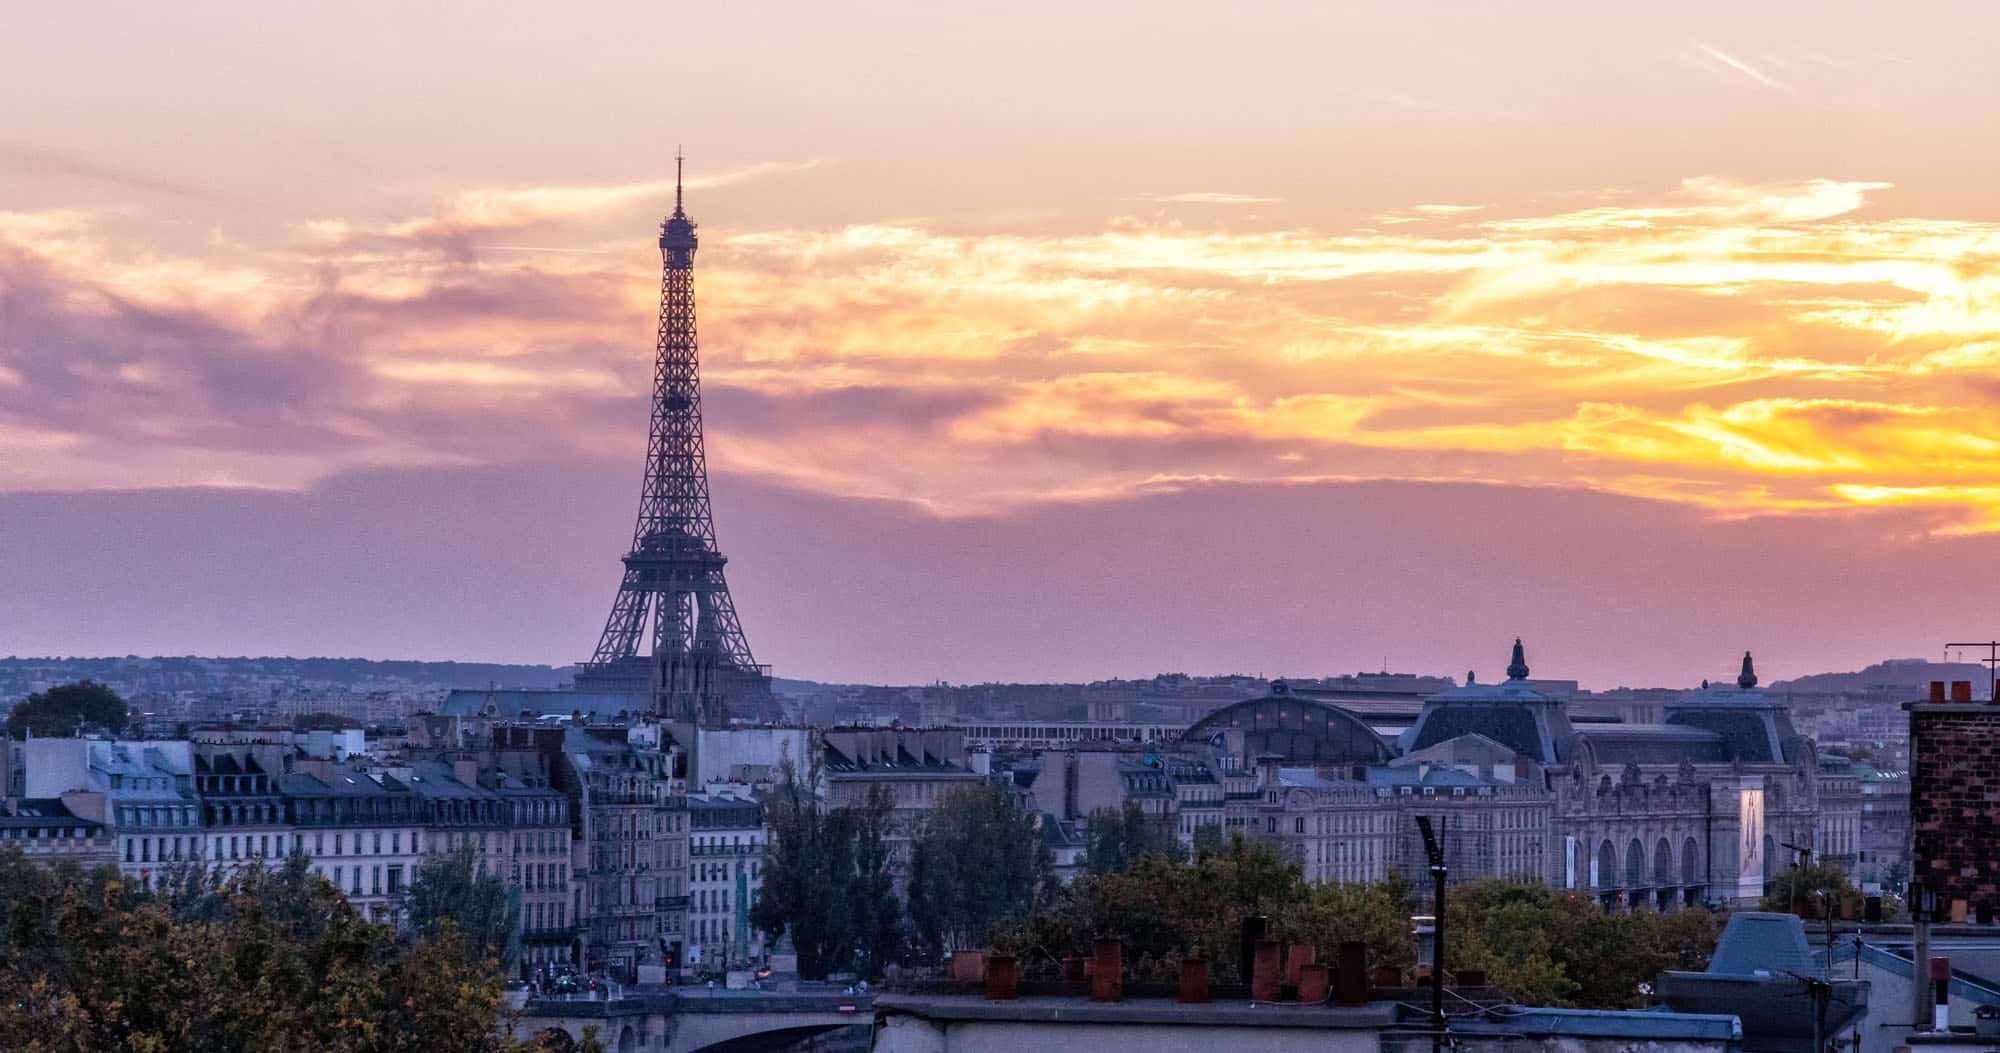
521 925 581 943
655 895 689 911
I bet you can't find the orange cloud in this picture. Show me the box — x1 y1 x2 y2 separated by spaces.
12 177 2000 533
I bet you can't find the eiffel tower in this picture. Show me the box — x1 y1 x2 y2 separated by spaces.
574 153 769 726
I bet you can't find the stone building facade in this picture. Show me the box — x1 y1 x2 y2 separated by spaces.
1100 643 1833 909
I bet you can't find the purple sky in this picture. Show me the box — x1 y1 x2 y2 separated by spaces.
7 3 2000 685
4 462 1990 687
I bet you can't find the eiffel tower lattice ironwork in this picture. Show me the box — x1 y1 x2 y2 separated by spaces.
576 153 768 726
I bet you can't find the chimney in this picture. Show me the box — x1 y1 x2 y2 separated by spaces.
1952 681 1974 703
1251 939 1282 1002
1930 956 1951 1030
1930 681 1948 703
1091 939 1124 1002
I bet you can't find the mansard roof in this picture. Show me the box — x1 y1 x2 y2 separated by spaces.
1180 680 1394 765
1571 723 1731 766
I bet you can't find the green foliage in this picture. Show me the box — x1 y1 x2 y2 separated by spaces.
1013 859 1725 1006
407 844 521 969
0 844 536 1052
1275 871 1417 973
1447 882 1725 1009
1656 906 1727 972
1013 834 1309 982
849 784 904 975
751 757 904 979
1760 860 1861 917
907 781 1051 955
6 681 129 738
1083 800 1185 875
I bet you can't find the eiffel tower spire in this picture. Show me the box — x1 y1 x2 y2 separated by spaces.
577 155 767 726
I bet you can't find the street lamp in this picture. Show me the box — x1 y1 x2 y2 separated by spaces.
1415 816 1447 1053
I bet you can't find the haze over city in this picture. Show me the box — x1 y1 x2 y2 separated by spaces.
8 2 2000 685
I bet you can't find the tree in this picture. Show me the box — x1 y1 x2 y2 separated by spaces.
1881 855 1910 893
1762 860 1862 919
0 844 542 1052
848 784 904 976
1083 800 1185 875
1275 871 1416 973
6 681 129 738
1448 881 1723 1009
1008 833 1308 983
751 756 904 979
907 781 1050 955
407 843 521 970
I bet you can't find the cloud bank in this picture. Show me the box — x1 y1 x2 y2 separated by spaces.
8 175 2000 533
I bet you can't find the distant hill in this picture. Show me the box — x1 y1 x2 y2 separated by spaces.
0 655 576 701
1771 658 1994 695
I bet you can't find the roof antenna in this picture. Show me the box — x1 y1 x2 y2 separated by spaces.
674 146 685 215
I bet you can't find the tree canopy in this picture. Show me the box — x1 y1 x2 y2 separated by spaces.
751 758 904 979
6 681 129 738
907 781 1051 955
1761 860 1865 918
1083 800 1185 875
0 846 557 1052
1007 841 1723 1006
407 843 522 969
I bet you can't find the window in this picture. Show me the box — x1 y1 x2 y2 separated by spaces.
392 832 400 854
373 832 383 855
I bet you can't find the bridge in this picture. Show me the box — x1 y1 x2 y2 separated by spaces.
514 987 872 1053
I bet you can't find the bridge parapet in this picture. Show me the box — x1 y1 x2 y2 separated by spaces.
514 987 871 1053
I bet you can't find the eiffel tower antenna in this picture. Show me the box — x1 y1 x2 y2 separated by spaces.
576 153 769 726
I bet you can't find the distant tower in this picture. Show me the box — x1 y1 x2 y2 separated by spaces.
576 153 768 726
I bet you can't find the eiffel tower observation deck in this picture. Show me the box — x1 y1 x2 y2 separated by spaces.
573 154 771 727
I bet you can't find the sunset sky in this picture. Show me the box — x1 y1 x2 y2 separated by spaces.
7 2 2000 686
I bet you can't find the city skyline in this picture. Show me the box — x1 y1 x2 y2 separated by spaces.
8 3 2000 684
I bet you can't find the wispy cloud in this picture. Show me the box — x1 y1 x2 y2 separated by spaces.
0 143 220 202
1690 42 1799 96
1147 192 1282 205
301 159 826 254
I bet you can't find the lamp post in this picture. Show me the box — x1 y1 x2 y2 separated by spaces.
1415 816 1447 1053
